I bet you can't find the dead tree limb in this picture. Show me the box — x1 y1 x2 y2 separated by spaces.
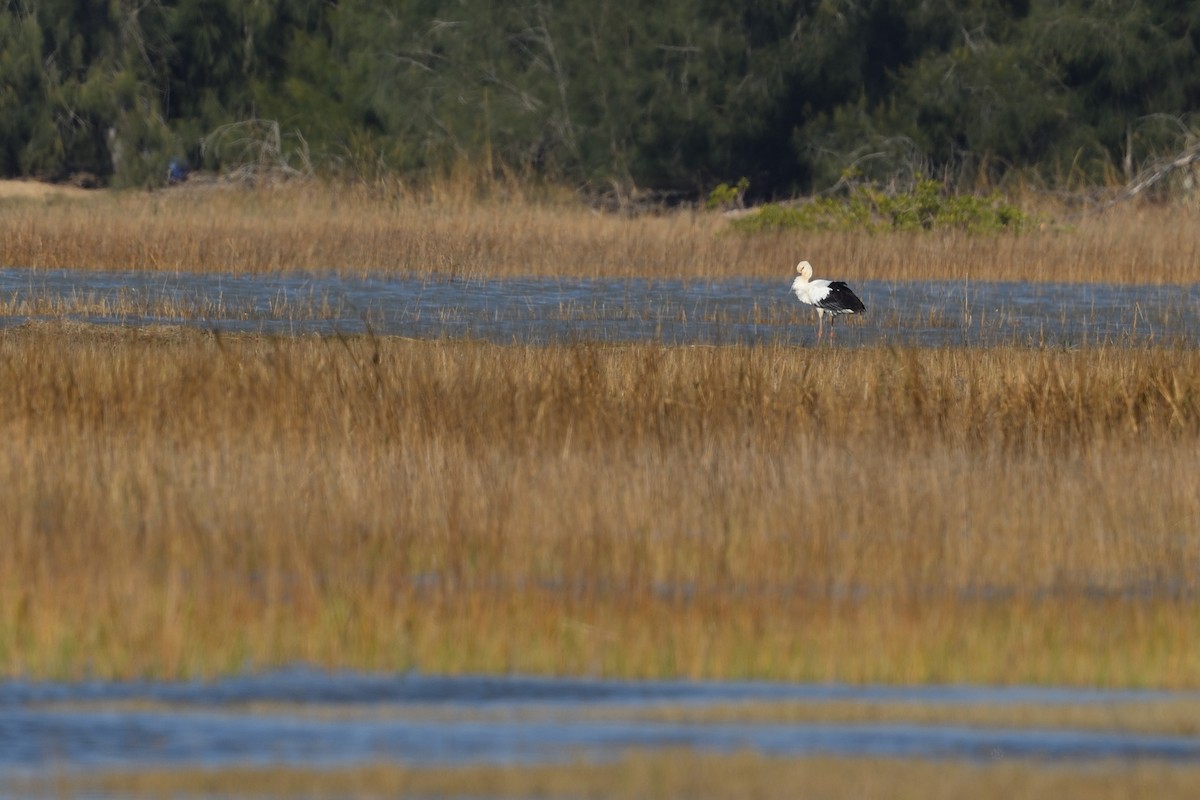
1106 140 1200 207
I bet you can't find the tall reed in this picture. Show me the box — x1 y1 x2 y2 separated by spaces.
2 324 1198 684
1 182 1197 283
30 752 1200 800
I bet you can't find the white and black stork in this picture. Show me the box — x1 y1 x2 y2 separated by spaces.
790 260 866 343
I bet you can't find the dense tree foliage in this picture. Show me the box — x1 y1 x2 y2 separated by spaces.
2 0 1198 195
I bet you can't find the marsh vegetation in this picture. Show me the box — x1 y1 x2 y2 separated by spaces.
2 181 1198 799
21 751 1200 800
2 181 1200 284
0 184 1196 688
2 320 1198 685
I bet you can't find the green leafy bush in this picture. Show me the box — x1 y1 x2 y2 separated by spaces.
730 180 1032 233
705 177 750 210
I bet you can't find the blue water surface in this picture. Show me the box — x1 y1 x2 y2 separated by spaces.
2 268 1197 346
4 670 1200 775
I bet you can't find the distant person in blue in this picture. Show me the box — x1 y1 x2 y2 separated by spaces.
167 160 189 184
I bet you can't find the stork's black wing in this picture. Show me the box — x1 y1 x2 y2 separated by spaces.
819 282 865 313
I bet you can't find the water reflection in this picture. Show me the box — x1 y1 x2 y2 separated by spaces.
1 268 1197 346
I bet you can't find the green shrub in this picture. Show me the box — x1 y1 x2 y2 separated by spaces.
730 179 1033 233
705 177 750 210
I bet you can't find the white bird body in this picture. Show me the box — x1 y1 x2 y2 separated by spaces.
790 260 865 342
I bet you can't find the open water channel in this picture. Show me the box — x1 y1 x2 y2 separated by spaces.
3 267 1200 789
2 267 1198 346
5 669 1200 778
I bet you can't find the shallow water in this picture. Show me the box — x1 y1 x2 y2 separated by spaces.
5 670 1200 777
2 268 1197 346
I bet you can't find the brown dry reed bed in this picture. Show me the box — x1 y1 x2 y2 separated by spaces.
1 180 1199 283
2 322 1199 684
23 752 1200 800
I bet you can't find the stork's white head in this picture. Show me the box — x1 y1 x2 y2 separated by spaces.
796 260 814 281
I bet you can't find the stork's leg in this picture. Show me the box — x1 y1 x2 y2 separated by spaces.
816 313 824 342
829 317 835 344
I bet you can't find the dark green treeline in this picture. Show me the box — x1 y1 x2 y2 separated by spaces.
2 1 1198 195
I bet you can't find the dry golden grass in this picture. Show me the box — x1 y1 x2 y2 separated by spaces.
1 179 1198 282
22 752 1200 800
0 179 92 201
2 323 1198 684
